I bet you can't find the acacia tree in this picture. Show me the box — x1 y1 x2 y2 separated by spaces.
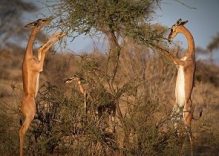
51 0 163 89
49 1 165 139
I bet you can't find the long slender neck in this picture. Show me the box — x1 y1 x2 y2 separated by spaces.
25 28 38 58
178 26 195 57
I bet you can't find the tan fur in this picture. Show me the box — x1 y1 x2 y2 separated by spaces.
168 19 195 156
169 24 195 127
19 18 65 156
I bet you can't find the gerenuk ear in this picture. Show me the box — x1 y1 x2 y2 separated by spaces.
24 21 37 28
176 18 182 25
180 20 188 25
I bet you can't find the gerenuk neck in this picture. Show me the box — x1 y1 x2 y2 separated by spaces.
179 26 195 58
25 28 38 59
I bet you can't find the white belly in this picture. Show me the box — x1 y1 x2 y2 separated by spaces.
175 66 185 107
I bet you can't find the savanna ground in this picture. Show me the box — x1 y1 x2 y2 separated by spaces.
0 41 219 155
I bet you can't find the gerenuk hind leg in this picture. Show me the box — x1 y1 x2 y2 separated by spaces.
183 99 193 156
19 96 36 156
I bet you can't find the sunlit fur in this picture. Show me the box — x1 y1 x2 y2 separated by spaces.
19 18 65 156
168 19 195 156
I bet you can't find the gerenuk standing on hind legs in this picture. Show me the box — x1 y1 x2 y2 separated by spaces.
167 19 196 156
19 17 65 156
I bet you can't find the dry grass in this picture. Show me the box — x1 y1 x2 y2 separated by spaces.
0 41 219 155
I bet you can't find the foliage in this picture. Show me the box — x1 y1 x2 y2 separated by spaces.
50 0 167 97
52 0 160 37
